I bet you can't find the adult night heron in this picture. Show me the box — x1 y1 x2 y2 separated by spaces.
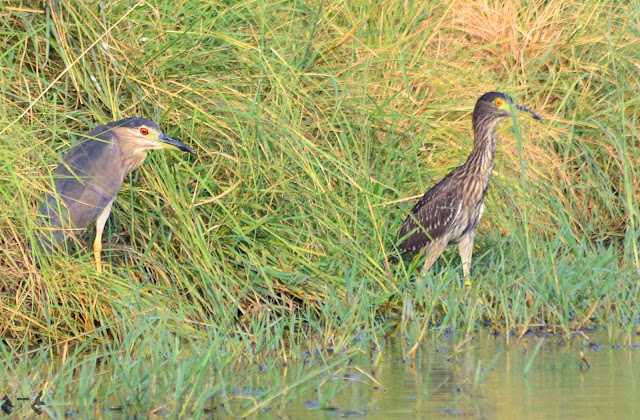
37 117 195 273
393 92 541 276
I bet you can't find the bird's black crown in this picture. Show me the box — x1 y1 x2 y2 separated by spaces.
111 117 159 130
477 91 512 104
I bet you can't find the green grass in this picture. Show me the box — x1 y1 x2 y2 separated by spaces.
1 0 639 415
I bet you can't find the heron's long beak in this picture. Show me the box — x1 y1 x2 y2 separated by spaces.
158 133 196 154
515 104 542 121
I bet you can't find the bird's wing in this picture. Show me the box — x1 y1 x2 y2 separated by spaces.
396 169 463 254
38 133 121 247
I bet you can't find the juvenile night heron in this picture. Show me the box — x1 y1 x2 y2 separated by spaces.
393 92 541 276
37 117 195 273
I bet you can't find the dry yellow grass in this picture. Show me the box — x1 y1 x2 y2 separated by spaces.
0 0 638 344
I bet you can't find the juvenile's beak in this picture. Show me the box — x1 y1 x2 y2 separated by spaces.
158 133 196 154
515 104 543 121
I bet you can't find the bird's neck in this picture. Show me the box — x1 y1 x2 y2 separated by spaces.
118 143 149 176
463 117 499 185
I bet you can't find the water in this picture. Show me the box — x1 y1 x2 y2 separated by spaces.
258 331 640 419
9 331 638 418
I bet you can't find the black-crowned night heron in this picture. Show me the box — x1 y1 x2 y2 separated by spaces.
393 92 541 276
37 117 195 273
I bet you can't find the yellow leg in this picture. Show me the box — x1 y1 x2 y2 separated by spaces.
458 231 475 277
458 231 475 288
93 238 102 273
422 238 447 273
94 200 114 274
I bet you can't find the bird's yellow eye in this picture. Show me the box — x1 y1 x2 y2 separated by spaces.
493 98 503 107
140 127 149 136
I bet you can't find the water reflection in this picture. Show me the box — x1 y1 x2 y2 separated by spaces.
275 332 640 419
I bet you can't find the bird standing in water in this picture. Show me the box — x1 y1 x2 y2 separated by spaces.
37 117 196 273
393 92 542 276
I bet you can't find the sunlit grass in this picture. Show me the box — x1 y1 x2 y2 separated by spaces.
1 0 639 415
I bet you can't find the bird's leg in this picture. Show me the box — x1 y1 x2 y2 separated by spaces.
93 200 114 273
421 238 447 273
458 231 475 287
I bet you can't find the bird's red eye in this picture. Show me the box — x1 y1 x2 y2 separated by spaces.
140 127 149 135
494 99 503 107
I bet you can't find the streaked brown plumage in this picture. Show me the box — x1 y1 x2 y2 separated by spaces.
394 92 542 276
37 117 195 272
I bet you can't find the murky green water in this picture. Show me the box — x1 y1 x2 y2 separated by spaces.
245 331 640 419
11 331 637 418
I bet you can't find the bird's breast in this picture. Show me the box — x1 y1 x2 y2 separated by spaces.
452 199 486 243
121 148 149 176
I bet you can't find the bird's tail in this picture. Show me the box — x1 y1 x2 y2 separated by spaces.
381 252 404 276
33 228 66 254
33 197 68 254
386 254 400 265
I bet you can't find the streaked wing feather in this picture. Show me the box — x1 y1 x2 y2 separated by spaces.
396 168 463 254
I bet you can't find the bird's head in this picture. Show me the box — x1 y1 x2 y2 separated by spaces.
110 117 196 155
474 92 542 123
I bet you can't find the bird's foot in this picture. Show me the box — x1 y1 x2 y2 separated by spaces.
462 276 488 305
